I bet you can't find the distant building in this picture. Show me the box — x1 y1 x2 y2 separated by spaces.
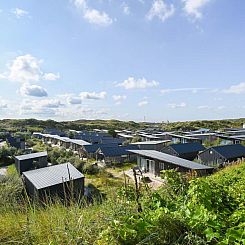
22 163 84 200
161 142 206 161
7 136 25 150
15 151 48 174
79 143 118 159
198 144 245 167
132 140 171 151
168 133 202 144
184 133 218 143
96 145 138 164
129 150 213 176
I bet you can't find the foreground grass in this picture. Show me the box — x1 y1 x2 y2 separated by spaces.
0 162 245 244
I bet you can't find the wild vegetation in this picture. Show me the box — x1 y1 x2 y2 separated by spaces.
0 159 244 244
1 117 245 133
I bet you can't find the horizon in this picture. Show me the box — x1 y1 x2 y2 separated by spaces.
1 0 245 122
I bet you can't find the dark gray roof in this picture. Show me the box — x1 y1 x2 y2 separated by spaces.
167 143 205 154
15 151 47 161
83 143 118 153
98 145 138 157
132 140 171 145
22 163 84 190
210 144 245 159
128 150 213 170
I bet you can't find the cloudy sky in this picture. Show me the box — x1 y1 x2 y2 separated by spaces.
0 0 245 122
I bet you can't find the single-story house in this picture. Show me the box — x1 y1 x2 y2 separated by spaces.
168 133 202 144
129 150 213 176
79 143 118 159
132 140 171 151
161 142 206 161
184 133 218 143
15 151 48 174
22 162 84 200
96 145 138 164
215 135 242 145
198 144 245 167
69 139 91 151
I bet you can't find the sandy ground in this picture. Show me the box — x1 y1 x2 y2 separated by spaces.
124 169 165 190
0 167 7 176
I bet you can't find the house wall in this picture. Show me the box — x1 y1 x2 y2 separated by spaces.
25 177 85 201
137 156 210 176
16 156 48 175
138 144 164 151
198 150 225 166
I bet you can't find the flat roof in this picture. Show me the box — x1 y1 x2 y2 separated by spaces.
118 133 134 138
132 140 171 145
23 163 84 190
128 150 212 170
168 133 200 140
69 139 91 146
15 151 47 161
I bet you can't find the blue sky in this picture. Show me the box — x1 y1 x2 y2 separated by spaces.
0 0 245 122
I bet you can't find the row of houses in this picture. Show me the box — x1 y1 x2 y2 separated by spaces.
33 132 139 165
116 125 245 145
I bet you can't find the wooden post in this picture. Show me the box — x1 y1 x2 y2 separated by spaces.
133 168 142 212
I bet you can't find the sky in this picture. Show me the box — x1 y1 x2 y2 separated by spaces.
0 0 245 122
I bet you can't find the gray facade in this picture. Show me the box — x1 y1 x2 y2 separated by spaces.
15 152 48 175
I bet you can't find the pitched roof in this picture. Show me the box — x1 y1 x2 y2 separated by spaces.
168 133 200 140
168 143 205 154
98 144 138 157
15 151 47 161
22 163 84 190
83 143 118 153
211 144 245 159
132 140 171 145
128 150 213 170
69 139 91 146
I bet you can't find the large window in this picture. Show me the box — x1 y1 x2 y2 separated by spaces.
159 162 165 171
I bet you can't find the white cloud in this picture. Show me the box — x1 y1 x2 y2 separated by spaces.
0 54 59 84
80 91 107 100
183 0 210 19
43 73 60 81
121 2 130 15
138 100 148 107
7 54 42 83
146 0 175 22
84 9 113 26
117 77 159 89
217 106 225 110
112 95 127 105
67 96 82 105
20 83 48 97
39 99 63 108
198 105 209 109
73 0 113 26
0 98 8 109
224 82 245 94
161 87 207 94
11 8 29 18
19 98 63 117
168 102 187 109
